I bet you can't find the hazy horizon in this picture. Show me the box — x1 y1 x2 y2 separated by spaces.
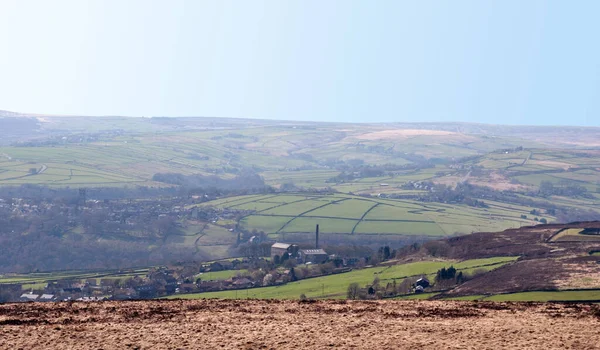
1 1 599 126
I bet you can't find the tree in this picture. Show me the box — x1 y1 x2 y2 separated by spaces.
435 266 457 282
281 252 289 264
456 271 464 284
347 283 360 300
290 268 297 281
397 277 416 294
383 246 391 260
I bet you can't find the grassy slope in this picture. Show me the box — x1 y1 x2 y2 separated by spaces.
0 268 150 285
167 257 517 300
199 192 537 236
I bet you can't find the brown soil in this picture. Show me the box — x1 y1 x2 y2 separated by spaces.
433 172 529 191
468 172 531 191
1 299 599 349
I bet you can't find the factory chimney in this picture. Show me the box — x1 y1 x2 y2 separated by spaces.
315 224 319 249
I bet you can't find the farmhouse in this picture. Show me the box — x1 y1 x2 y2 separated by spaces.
415 277 430 288
232 277 254 289
19 293 39 302
299 249 329 264
270 242 299 260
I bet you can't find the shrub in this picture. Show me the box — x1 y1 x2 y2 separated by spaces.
347 283 360 300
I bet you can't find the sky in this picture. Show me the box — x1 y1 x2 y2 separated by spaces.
0 1 599 126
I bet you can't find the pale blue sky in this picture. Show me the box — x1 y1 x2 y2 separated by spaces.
0 1 599 125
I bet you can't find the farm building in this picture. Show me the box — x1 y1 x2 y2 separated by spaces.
270 242 299 260
415 277 430 288
232 278 254 289
19 293 39 302
299 249 329 264
39 294 55 302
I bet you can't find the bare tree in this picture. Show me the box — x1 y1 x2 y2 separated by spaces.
347 282 360 300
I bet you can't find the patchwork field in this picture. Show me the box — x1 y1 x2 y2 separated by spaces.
1 300 599 349
204 193 542 238
2 119 599 193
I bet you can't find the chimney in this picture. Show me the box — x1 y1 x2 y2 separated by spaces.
315 224 319 249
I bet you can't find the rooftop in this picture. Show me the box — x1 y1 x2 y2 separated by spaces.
20 293 39 300
301 249 328 255
271 242 292 249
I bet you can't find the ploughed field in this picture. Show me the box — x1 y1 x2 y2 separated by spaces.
1 300 600 349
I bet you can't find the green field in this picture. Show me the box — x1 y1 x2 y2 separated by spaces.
199 193 538 237
0 268 151 286
2 121 598 197
550 228 600 242
167 256 518 300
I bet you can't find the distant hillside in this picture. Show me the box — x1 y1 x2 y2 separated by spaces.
0 113 41 145
0 110 25 117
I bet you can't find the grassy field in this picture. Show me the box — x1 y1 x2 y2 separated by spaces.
3 121 597 192
167 256 518 300
550 228 600 242
0 268 151 286
200 193 538 237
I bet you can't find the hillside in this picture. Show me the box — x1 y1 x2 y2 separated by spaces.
200 192 543 240
430 222 600 299
173 222 600 302
0 113 599 272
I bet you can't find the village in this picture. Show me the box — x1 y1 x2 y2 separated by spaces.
0 224 432 303
1 236 355 303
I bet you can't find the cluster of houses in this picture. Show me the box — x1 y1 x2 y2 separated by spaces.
2 250 329 303
0 225 340 302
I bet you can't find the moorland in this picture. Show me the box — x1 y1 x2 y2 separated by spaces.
1 299 599 349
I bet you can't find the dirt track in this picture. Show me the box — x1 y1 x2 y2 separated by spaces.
1 299 599 349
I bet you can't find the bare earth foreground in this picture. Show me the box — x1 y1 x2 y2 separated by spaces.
1 300 600 350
